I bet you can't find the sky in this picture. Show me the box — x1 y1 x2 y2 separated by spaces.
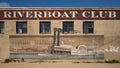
0 0 120 7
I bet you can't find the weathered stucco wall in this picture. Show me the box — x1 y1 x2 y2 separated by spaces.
0 8 120 61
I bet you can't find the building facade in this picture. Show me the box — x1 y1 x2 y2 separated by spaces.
0 8 120 60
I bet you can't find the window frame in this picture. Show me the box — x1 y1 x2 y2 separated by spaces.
39 21 51 34
16 21 27 34
83 21 94 34
63 21 74 34
0 21 4 34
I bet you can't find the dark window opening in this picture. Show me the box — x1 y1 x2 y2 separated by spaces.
0 21 4 34
40 22 51 34
63 22 74 33
16 22 27 34
83 21 94 33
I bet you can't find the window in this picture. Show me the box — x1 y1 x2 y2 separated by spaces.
16 22 27 34
0 21 4 34
83 21 94 33
63 22 74 33
40 22 51 34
